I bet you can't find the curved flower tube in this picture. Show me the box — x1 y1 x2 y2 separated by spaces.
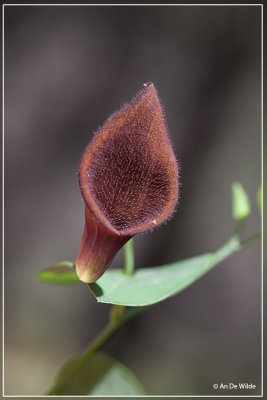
75 83 179 283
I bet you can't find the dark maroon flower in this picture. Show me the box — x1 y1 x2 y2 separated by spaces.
75 83 179 283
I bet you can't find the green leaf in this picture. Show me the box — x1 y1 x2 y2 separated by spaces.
37 261 81 284
89 236 240 307
257 186 262 214
48 353 146 395
232 182 250 221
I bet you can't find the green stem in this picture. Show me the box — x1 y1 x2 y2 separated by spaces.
80 305 147 363
124 239 135 276
240 233 261 248
210 231 261 268
80 321 121 363
48 308 129 395
210 234 241 266
234 217 247 237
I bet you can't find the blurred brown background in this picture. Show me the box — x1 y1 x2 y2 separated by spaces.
4 5 261 396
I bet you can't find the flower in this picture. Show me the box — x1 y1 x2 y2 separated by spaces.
75 83 179 283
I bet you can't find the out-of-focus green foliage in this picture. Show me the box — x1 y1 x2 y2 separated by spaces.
232 182 250 221
48 353 146 395
37 262 80 284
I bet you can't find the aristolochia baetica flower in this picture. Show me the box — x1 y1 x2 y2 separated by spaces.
75 83 179 283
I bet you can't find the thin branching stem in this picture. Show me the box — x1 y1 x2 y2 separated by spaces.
240 233 261 248
50 231 260 393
